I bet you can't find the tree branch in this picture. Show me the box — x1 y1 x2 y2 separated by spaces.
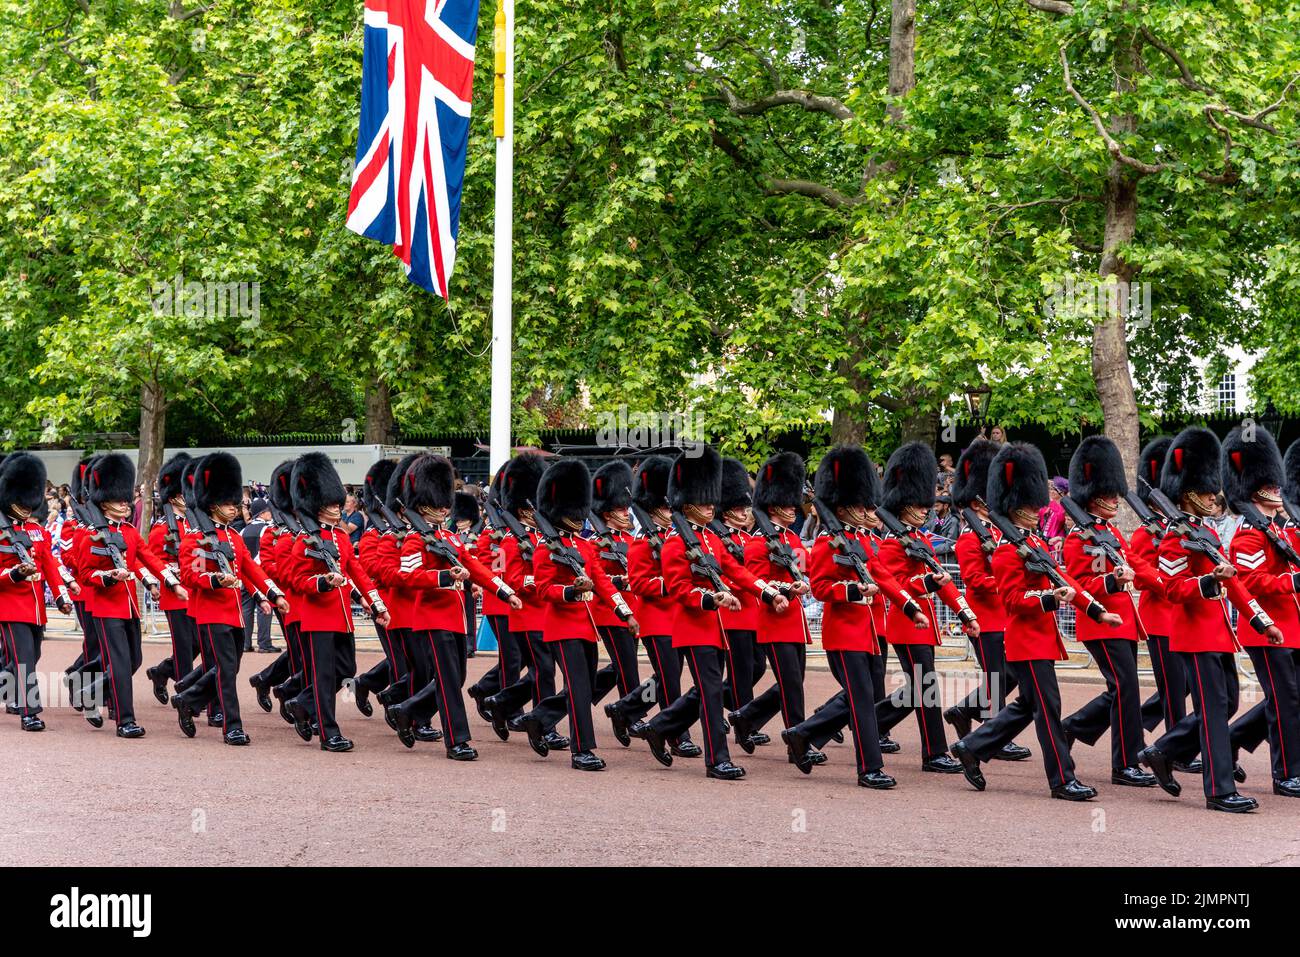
1138 27 1216 95
1025 0 1074 14
1060 46 1164 176
708 127 862 208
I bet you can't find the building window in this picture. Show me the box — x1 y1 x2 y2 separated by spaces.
1217 372 1236 412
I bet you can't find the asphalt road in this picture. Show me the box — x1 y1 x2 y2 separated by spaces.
4 636 1298 867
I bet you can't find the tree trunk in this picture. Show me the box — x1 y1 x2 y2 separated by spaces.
899 405 939 446
1096 38 1143 523
364 377 395 445
888 0 916 117
138 380 167 531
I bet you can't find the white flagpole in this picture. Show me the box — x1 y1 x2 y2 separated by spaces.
489 0 514 479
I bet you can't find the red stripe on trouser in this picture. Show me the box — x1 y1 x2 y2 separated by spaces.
522 633 541 700
556 641 579 751
429 633 458 746
1027 661 1068 782
1153 639 1175 727
209 625 228 733
2 624 20 715
1262 651 1289 779
724 639 739 701
646 639 667 707
308 634 324 741
898 645 932 754
98 617 121 720
1191 657 1217 796
771 646 793 728
607 632 631 694
1099 642 1130 767
689 648 716 765
838 652 867 772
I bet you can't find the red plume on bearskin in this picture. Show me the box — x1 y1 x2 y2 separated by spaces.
502 452 547 514
1221 424 1283 511
632 455 673 511
1135 437 1172 503
950 439 997 510
718 457 754 513
194 451 243 511
157 452 192 502
87 452 135 505
814 445 880 510
1160 427 1221 502
269 460 296 514
537 458 592 525
986 442 1050 516
403 454 456 511
881 442 937 514
667 446 722 510
70 454 98 504
363 458 398 514
385 452 423 513
1068 435 1128 506
592 460 634 515
753 451 806 511
291 452 345 517
0 453 47 513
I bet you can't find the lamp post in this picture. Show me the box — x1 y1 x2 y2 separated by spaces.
964 384 992 427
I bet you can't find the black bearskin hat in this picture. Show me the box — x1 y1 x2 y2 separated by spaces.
719 457 754 513
0 453 47 514
291 452 345 517
1285 440 1300 505
402 454 455 511
814 445 881 510
181 457 203 510
502 453 547 514
157 452 192 503
632 455 672 511
1136 436 1172 502
1068 435 1128 507
1160 427 1222 502
453 491 480 526
987 442 1050 516
536 459 592 526
194 451 243 511
881 442 937 514
592 460 634 515
363 458 397 514
667 446 722 510
753 451 805 511
951 439 997 510
269 460 296 515
1222 425 1284 511
70 455 98 504
87 452 134 505
386 452 423 513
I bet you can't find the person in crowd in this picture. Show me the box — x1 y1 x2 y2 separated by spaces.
240 498 277 653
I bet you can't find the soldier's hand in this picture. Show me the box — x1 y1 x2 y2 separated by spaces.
16 562 38 580
1100 612 1123 627
375 610 392 628
259 599 273 616
217 573 240 588
1266 624 1285 645
932 570 952 588
771 594 790 614
274 596 290 614
911 612 930 630
789 580 810 596
1053 585 1076 605
1213 563 1236 581
573 576 594 592
862 582 879 598
172 584 190 602
69 580 82 596
626 615 641 637
715 591 740 612
109 567 134 582
324 573 348 588
57 598 73 615
148 584 161 600
1115 565 1135 583
506 594 523 611
448 565 471 581
962 619 980 639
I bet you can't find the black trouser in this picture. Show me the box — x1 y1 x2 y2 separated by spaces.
592 625 639 705
868 634 890 705
611 634 692 743
1141 633 1190 732
1153 651 1239 798
402 629 471 747
356 621 410 695
470 615 517 700
296 631 356 741
721 629 763 711
177 621 220 719
877 643 948 760
462 590 476 661
1063 638 1146 770
951 630 1015 722
649 645 729 767
490 630 563 732
240 590 273 650
176 623 247 733
152 608 199 685
88 616 143 725
0 622 43 716
66 604 100 678
796 650 884 775
1230 646 1300 783
273 621 310 702
1007 659 1076 790
524 638 599 753
735 642 806 733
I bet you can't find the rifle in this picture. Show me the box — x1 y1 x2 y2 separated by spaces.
874 505 948 578
1060 496 1130 573
187 501 235 579
1232 498 1300 568
484 498 534 562
83 498 129 572
986 509 1072 592
587 510 629 573
629 503 667 560
527 499 588 579
1142 483 1233 567
670 510 728 593
398 499 465 570
295 510 368 606
0 508 34 568
157 496 183 559
750 506 807 585
1124 490 1165 539
707 518 747 562
811 498 874 587
960 507 997 554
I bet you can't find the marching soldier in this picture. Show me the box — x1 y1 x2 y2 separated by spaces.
144 452 195 705
352 457 401 716
587 460 643 707
282 452 389 752
0 453 76 730
1223 426 1300 798
728 452 818 762
1137 428 1283 811
780 445 927 788
1059 436 1160 787
874 442 979 773
638 446 788 780
452 490 481 665
73 452 180 737
371 452 423 724
943 438 1030 761
247 461 300 714
714 457 768 745
467 468 520 720
173 452 288 745
60 456 101 706
950 442 1120 800
513 459 638 770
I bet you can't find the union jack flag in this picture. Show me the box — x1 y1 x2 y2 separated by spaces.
346 0 480 298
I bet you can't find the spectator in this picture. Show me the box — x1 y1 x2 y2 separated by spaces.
240 498 277 653
1040 476 1069 548
928 494 959 557
343 492 366 546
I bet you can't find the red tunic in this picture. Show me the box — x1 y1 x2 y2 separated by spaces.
954 525 1007 632
148 516 191 613
1062 519 1161 643
0 520 69 625
628 535 676 637
73 521 168 620
399 528 510 633
1159 520 1273 654
588 528 636 627
714 526 759 631
991 534 1099 661
283 526 381 634
501 531 547 633
744 528 811 644
1130 524 1173 637
875 530 973 646
661 524 767 650
809 529 914 654
1228 526 1300 649
476 529 511 617
533 534 625 642
178 525 273 627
